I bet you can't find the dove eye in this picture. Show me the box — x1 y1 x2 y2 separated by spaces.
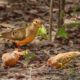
12 31 17 35
35 21 38 23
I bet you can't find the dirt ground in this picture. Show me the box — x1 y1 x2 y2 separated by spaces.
0 0 80 80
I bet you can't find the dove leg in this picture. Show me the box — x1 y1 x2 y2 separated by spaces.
17 44 23 51
16 43 21 50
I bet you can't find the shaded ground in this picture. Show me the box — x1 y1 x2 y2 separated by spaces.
0 0 80 80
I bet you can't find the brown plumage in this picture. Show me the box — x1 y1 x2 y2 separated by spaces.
0 19 41 49
48 52 80 68
2 51 19 66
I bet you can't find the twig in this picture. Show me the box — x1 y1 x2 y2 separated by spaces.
58 0 60 28
58 0 65 28
49 0 53 41
28 68 32 80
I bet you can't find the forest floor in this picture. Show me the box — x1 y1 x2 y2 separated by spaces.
0 0 80 80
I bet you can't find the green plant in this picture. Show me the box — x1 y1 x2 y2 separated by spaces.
68 23 80 28
71 12 76 16
65 0 69 2
61 10 65 20
38 25 47 39
24 50 35 64
58 27 68 39
74 6 80 11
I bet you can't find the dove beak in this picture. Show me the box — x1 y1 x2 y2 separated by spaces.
38 20 41 24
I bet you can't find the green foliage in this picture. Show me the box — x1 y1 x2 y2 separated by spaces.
58 27 68 39
24 50 35 63
31 52 35 60
74 6 80 11
68 23 80 28
64 67 76 79
61 10 65 19
65 0 69 2
38 25 47 39
70 67 76 77
71 12 76 16
71 68 76 74
57 22 80 39
24 50 30 62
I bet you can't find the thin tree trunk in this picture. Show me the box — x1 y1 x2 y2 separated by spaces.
49 0 53 41
58 0 65 28
61 0 65 25
58 0 60 28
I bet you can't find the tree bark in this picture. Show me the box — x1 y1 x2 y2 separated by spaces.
49 0 53 41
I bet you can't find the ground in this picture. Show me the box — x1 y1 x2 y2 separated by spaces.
0 0 80 80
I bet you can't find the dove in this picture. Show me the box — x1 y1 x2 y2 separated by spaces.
0 19 41 49
48 52 80 68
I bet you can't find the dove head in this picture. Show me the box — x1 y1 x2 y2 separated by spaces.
32 19 41 28
48 58 52 65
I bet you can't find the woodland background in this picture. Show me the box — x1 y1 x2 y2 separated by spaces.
0 0 80 80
